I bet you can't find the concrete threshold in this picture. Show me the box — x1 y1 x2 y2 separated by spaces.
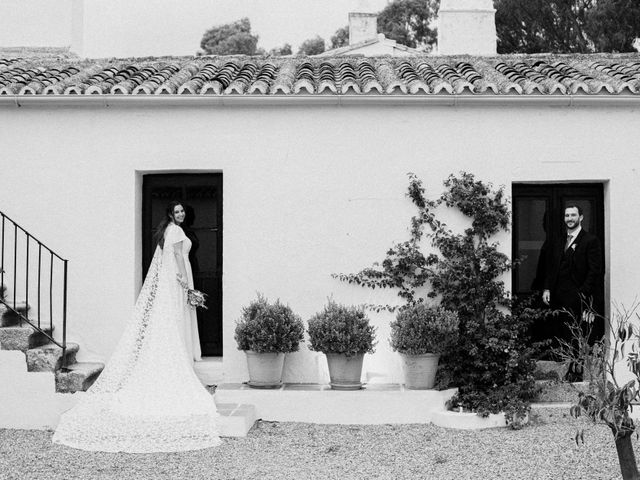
194 357 223 386
215 383 457 425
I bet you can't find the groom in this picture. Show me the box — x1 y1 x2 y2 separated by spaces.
542 204 604 377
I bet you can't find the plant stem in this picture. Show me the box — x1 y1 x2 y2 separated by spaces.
614 431 640 480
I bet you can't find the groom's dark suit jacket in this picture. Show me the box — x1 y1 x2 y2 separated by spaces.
543 228 603 313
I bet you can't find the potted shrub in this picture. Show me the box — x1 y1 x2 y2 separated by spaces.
235 294 304 389
390 304 459 389
308 301 376 390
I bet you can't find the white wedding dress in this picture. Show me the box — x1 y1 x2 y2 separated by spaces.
52 223 220 452
177 226 202 362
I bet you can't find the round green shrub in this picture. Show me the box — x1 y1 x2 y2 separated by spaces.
308 301 376 357
390 304 459 355
235 295 304 353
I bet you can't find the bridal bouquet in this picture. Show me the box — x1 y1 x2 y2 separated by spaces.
187 289 208 309
176 277 208 310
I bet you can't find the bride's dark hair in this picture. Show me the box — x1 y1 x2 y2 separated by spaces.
154 200 184 249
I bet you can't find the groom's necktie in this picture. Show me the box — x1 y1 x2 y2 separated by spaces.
564 234 573 252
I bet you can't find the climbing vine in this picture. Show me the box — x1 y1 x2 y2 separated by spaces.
334 171 538 425
333 171 511 314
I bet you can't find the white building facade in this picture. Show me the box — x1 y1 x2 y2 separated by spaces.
1 54 640 385
1 53 640 429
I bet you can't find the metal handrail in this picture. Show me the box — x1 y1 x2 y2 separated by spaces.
0 210 68 364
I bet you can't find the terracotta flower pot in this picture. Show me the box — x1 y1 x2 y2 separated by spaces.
325 353 364 390
244 351 285 389
400 353 440 389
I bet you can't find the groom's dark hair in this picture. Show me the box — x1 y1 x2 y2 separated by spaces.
564 204 583 216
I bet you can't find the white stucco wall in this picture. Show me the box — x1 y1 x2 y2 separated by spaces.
1 101 639 383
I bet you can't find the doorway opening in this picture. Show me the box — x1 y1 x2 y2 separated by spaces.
512 183 605 340
142 173 223 356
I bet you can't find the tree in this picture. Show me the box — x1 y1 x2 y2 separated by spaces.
330 26 349 49
297 36 326 55
268 43 293 56
585 0 640 52
200 18 259 55
377 0 439 50
495 0 593 53
567 303 640 479
495 0 640 53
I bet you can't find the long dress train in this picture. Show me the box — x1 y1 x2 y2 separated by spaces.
52 223 220 452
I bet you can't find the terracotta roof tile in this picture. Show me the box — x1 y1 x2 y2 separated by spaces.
248 63 277 95
0 54 639 97
158 62 199 94
271 61 296 94
132 64 180 94
357 61 383 94
588 61 640 93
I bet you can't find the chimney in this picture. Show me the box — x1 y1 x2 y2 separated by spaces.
349 1 378 46
437 0 497 55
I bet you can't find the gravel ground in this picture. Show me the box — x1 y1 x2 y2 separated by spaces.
1 407 637 480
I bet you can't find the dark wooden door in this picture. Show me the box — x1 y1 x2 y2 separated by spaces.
142 173 223 356
512 183 604 298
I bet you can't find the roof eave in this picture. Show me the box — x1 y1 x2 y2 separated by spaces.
1 94 640 108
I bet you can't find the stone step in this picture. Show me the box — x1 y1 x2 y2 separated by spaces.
0 325 53 352
534 360 568 381
194 357 223 386
0 301 30 327
534 379 590 403
26 342 79 372
55 362 104 393
216 383 456 424
216 403 257 437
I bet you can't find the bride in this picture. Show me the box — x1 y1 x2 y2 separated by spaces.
53 201 221 452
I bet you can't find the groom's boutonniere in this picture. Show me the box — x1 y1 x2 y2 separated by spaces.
571 243 577 250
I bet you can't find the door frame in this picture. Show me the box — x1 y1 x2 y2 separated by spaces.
511 181 608 315
137 170 224 356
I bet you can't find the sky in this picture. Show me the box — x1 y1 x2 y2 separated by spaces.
203 0 391 50
0 0 392 52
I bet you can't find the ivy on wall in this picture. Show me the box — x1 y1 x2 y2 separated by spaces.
333 171 511 313
334 172 538 425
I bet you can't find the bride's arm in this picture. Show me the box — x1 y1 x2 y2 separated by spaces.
173 241 189 282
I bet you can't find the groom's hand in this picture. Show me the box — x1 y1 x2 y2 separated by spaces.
542 290 550 306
